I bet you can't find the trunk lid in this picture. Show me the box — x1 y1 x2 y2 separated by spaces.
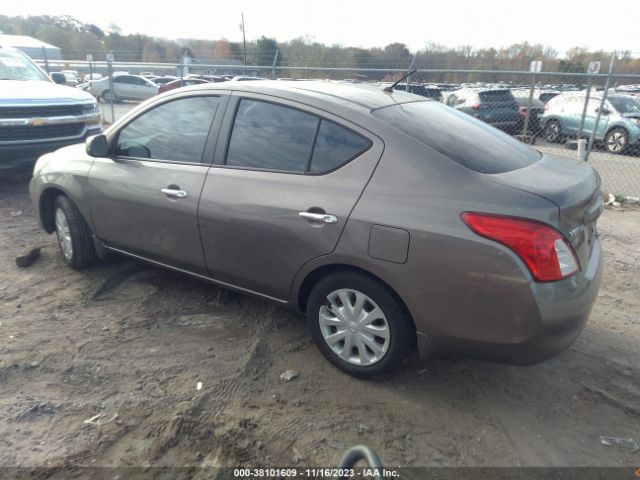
488 154 602 269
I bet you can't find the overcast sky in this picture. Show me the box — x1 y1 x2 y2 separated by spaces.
4 0 638 54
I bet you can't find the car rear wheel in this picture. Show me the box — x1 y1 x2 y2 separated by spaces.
307 271 414 378
102 89 116 103
54 195 98 270
604 128 628 154
544 120 562 143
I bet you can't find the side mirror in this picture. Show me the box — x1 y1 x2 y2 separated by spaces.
51 72 66 85
599 108 611 115
86 134 109 157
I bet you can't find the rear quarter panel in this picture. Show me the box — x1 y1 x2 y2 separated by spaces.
300 129 561 345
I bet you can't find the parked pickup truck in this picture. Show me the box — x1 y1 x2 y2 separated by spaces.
0 46 101 172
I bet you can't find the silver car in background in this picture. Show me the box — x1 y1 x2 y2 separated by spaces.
30 81 603 378
88 74 159 103
540 92 640 154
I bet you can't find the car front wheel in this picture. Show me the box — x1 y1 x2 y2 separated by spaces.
307 271 414 378
54 195 98 270
544 120 562 143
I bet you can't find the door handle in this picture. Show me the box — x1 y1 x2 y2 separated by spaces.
298 211 338 224
161 188 188 199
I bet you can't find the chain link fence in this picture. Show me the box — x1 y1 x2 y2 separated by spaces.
38 55 640 197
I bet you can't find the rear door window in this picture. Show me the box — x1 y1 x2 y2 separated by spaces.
479 90 515 103
373 101 541 174
309 120 371 173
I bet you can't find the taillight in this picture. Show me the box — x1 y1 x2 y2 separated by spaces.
461 213 579 282
472 103 489 110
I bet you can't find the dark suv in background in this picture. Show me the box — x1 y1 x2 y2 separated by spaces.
446 88 520 131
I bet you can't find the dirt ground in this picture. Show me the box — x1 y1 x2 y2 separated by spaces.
0 175 639 473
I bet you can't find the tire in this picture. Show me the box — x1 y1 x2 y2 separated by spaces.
307 271 414 379
53 195 98 270
604 127 629 155
102 89 116 103
544 119 562 143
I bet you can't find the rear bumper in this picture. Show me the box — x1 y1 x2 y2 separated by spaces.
0 127 101 172
422 237 603 365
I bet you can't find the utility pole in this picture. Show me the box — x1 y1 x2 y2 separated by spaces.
240 13 247 74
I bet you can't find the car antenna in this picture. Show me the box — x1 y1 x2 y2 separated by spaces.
383 69 418 92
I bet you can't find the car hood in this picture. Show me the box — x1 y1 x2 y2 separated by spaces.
0 80 95 104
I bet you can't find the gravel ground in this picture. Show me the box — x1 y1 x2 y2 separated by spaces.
0 176 639 474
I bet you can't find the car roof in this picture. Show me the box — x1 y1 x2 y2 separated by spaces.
554 92 631 101
184 80 425 111
460 87 512 93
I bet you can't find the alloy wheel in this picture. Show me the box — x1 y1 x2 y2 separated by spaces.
607 131 627 153
545 122 560 142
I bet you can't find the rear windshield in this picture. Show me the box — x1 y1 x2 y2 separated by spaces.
478 90 515 103
372 101 541 174
539 92 560 103
608 96 640 115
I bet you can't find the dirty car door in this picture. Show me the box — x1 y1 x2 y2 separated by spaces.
198 94 383 300
88 93 226 273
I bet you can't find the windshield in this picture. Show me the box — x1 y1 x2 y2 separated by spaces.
608 96 640 115
0 50 49 81
373 100 541 174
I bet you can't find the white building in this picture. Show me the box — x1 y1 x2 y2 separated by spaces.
0 34 62 60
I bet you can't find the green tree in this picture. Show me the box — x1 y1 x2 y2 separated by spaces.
254 36 278 66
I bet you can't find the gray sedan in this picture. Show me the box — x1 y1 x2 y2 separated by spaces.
30 81 603 378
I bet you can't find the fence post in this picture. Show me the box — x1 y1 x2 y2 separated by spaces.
585 52 615 162
42 46 49 74
576 76 593 143
521 70 536 140
406 54 417 93
241 13 247 75
271 50 279 79
106 52 115 124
